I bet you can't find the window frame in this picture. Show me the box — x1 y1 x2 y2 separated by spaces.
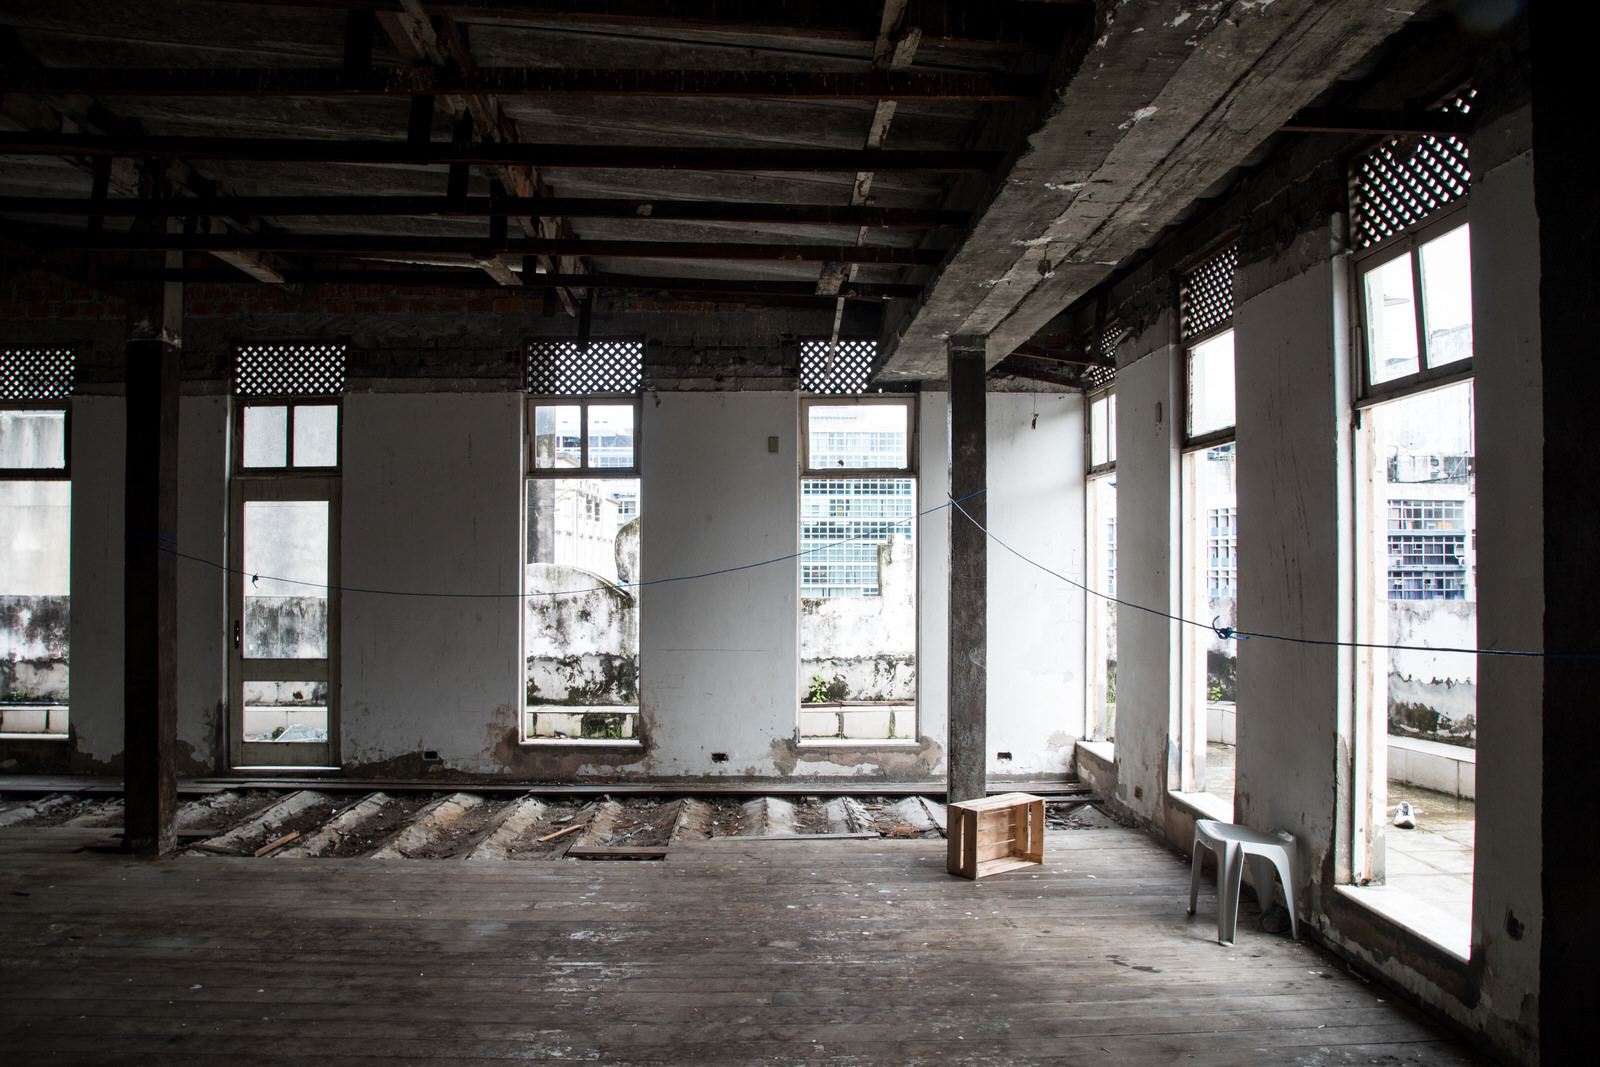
1354 203 1473 408
524 395 643 479
799 395 916 479
0 401 72 479
1086 384 1117 478
233 398 343 473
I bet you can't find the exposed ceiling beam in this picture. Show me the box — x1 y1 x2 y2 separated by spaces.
186 0 1083 52
1279 106 1472 136
30 230 946 264
0 195 969 228
0 134 1003 171
376 2 576 308
0 68 1044 101
0 28 297 289
96 266 920 301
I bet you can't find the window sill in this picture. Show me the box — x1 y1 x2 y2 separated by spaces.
1076 739 1115 764
1167 789 1234 824
797 738 921 748
1335 884 1471 963
0 732 70 742
521 738 642 748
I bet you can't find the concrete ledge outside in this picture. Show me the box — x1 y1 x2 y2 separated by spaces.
1388 736 1475 799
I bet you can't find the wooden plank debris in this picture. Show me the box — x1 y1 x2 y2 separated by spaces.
536 821 589 844
253 832 301 857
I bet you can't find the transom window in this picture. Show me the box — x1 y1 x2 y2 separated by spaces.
234 343 345 471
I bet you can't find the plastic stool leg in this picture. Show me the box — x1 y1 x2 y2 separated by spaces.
1218 841 1244 946
1188 833 1207 916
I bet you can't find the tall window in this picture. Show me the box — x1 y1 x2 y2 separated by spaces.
230 342 344 769
1086 383 1117 741
1178 245 1239 807
798 342 916 741
524 340 643 744
0 348 73 738
1352 202 1476 940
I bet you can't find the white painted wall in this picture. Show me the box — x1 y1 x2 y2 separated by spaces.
1109 322 1181 821
1440 110 1542 1051
65 396 124 766
637 392 800 776
1232 239 1346 906
918 392 949 766
985 391 1086 775
176 396 229 771
339 392 524 772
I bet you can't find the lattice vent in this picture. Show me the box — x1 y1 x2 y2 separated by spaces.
1354 93 1474 250
235 342 346 396
0 348 74 399
1180 245 1238 341
801 339 876 394
1081 363 1115 391
1099 323 1123 363
526 340 643 395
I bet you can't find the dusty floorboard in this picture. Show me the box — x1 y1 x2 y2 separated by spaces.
0 822 1485 1066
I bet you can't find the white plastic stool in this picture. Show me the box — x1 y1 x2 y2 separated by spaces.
1187 819 1299 946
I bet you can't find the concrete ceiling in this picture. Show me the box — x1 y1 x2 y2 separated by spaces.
876 0 1423 381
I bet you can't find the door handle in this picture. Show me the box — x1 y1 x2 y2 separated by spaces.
233 620 241 649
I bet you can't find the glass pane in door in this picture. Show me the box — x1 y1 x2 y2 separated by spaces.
242 500 329 659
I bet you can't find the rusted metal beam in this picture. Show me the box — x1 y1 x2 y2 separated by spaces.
0 133 1003 172
36 230 944 264
0 67 1044 101
0 194 968 227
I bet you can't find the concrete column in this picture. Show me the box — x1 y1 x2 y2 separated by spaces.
946 335 987 803
122 182 183 856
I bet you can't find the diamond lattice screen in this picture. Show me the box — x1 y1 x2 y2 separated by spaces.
0 348 74 399
1353 93 1474 251
801 339 876 394
234 343 346 396
1082 325 1120 390
526 340 643 395
1180 245 1238 341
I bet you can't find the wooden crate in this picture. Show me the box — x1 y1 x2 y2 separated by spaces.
946 792 1045 879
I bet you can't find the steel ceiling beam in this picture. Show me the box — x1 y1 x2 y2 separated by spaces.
0 133 1002 172
0 195 969 228
0 68 1043 101
29 229 946 264
96 265 920 301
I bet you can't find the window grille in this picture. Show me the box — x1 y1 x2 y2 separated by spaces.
526 340 643 395
801 339 876 394
1180 245 1238 341
1353 93 1474 251
234 343 346 396
1205 506 1238 598
0 348 74 400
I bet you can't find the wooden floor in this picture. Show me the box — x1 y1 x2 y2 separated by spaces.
0 820 1487 1066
